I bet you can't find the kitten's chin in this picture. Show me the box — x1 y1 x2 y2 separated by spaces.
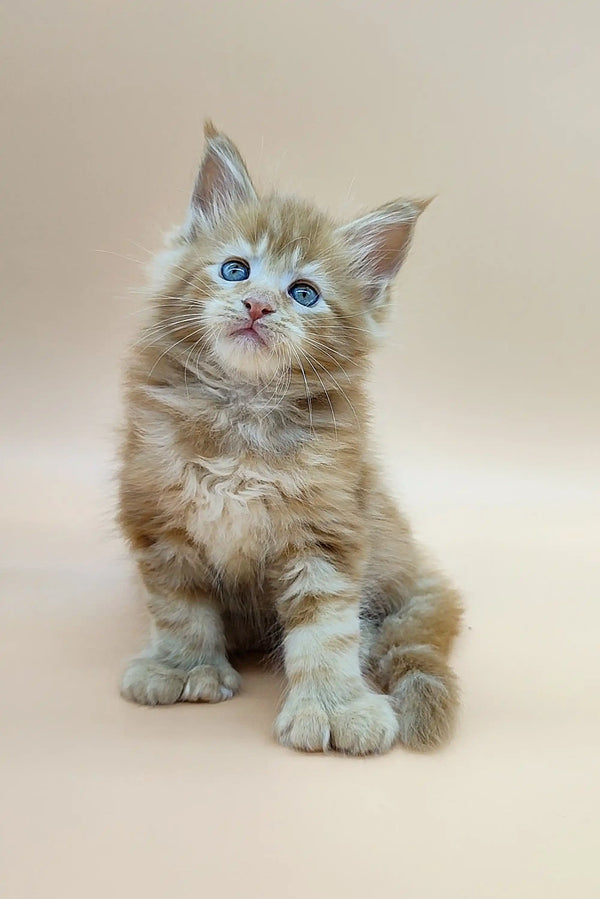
214 334 282 382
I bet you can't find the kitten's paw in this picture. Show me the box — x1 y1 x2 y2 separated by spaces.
329 691 399 755
274 700 331 753
181 661 241 703
121 658 186 706
275 691 398 756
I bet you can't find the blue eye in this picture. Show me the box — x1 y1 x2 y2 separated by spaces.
289 282 320 307
220 259 250 281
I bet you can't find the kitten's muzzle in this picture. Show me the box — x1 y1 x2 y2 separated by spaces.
228 295 276 346
242 298 275 321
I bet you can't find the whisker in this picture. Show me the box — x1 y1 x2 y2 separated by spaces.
299 350 338 439
147 326 207 379
259 354 293 419
126 239 157 257
184 326 219 395
184 334 206 398
305 351 360 425
254 354 288 402
93 248 146 266
130 316 206 349
278 235 310 253
290 346 313 432
301 337 359 376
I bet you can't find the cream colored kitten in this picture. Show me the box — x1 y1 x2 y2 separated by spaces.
118 123 462 755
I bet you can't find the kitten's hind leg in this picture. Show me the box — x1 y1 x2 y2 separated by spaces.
121 591 241 706
367 571 462 750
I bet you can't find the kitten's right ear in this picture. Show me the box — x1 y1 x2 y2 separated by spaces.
183 121 257 237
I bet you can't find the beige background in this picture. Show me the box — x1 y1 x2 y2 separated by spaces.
1 2 598 898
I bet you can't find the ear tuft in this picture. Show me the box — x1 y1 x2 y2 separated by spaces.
414 196 436 213
203 119 219 141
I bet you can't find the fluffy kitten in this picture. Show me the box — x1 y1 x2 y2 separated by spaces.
118 122 462 755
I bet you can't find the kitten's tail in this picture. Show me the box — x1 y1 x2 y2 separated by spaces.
371 573 463 750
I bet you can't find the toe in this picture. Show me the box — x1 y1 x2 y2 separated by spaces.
218 663 242 694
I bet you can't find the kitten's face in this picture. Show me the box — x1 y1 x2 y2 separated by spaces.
150 123 427 387
166 198 368 382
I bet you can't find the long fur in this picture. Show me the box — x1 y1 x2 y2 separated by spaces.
118 123 462 754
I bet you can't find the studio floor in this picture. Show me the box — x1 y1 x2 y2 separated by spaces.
1 456 597 899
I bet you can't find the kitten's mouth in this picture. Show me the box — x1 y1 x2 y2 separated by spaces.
229 322 269 347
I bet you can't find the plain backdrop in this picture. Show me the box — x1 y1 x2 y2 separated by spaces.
1 2 598 898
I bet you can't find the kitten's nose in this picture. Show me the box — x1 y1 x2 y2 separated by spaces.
243 298 275 321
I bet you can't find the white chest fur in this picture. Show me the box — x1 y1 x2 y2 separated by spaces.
183 455 302 573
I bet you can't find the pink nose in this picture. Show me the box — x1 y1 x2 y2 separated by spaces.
243 299 275 321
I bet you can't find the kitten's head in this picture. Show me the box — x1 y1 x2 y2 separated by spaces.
151 122 429 386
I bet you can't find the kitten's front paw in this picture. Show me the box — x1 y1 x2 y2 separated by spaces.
329 692 399 755
182 661 241 703
121 657 241 705
121 658 186 705
275 700 332 753
275 690 398 756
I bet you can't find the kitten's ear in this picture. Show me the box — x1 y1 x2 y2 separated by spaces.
184 121 257 235
338 198 432 303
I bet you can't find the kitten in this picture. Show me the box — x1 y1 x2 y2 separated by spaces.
118 122 462 755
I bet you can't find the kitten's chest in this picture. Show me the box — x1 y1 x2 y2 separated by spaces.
183 454 301 573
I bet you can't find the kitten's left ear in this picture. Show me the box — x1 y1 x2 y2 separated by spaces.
184 121 257 236
338 198 432 304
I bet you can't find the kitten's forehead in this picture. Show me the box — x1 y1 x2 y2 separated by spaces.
219 235 328 282
224 197 339 274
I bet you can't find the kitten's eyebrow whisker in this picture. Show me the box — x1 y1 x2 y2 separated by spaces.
95 243 213 294
93 248 146 266
132 239 214 286
126 239 157 258
278 234 310 254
